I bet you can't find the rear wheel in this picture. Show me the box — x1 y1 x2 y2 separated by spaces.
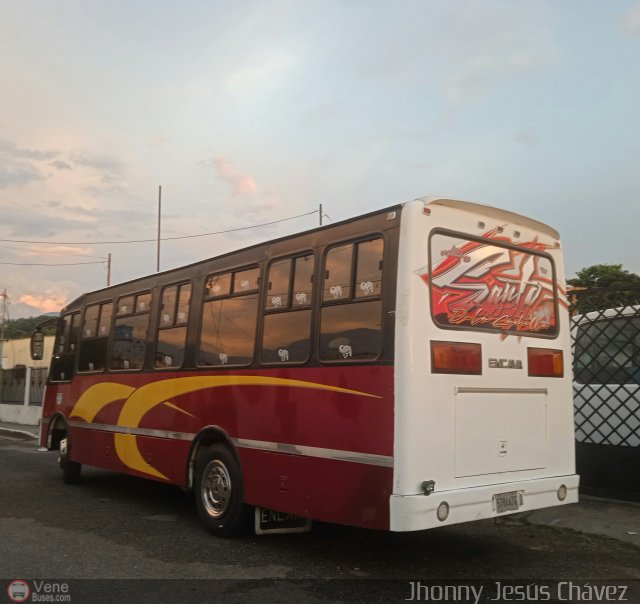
194 444 252 537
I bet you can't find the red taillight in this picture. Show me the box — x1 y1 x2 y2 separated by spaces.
431 341 482 374
528 347 564 378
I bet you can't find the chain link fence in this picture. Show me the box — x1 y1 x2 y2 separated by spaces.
570 287 640 501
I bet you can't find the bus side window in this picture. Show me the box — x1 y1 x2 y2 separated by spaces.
110 292 152 371
198 268 260 367
155 283 191 369
50 312 80 382
320 238 384 362
261 254 314 364
78 302 113 372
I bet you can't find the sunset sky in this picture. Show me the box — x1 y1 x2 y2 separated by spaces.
1 0 639 318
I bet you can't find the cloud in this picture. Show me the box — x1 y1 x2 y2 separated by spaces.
621 4 640 36
0 161 44 189
18 292 70 314
444 45 558 105
0 138 60 161
49 159 72 170
28 245 96 258
212 156 258 195
69 151 123 171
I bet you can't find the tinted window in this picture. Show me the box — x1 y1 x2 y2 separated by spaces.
292 255 314 307
156 327 188 368
205 273 231 298
83 304 100 339
429 232 558 336
117 296 134 316
50 313 80 382
262 310 311 364
98 303 112 337
156 283 191 369
110 292 151 370
266 259 291 310
319 300 382 361
79 302 112 372
323 244 353 301
199 297 258 366
234 268 260 293
176 284 191 325
355 239 383 298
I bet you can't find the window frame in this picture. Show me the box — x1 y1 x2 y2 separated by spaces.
154 281 192 370
77 300 114 374
198 265 261 368
260 252 315 366
318 234 386 364
109 290 153 372
49 311 81 383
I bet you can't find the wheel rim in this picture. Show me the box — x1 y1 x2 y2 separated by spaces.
201 459 232 518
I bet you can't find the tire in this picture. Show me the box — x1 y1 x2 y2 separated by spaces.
61 459 82 485
194 444 253 537
58 434 82 485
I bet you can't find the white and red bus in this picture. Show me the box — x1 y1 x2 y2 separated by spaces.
33 197 579 536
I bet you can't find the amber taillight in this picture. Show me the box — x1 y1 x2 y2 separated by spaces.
528 347 564 378
431 341 482 375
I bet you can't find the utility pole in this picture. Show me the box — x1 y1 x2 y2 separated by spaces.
107 253 112 287
319 203 323 226
0 290 6 398
157 185 162 273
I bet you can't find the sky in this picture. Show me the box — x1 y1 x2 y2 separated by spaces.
1 0 639 319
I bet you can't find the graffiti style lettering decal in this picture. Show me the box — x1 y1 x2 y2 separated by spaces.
423 233 558 335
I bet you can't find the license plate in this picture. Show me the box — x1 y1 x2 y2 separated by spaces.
255 508 312 535
493 491 521 514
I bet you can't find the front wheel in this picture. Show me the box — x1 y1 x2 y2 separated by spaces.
59 436 81 484
194 444 253 537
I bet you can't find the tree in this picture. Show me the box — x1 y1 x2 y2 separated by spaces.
568 264 640 313
2 315 58 340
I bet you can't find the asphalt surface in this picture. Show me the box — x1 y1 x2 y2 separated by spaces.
0 433 638 603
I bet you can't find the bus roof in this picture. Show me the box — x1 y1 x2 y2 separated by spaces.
420 197 560 240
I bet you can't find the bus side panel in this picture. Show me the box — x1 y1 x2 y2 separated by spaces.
239 448 393 530
69 427 120 470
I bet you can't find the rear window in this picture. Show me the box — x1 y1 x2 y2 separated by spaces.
428 232 558 337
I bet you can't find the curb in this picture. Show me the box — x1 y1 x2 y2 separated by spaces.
0 427 38 441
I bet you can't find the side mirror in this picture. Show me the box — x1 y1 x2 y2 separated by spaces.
31 331 45 361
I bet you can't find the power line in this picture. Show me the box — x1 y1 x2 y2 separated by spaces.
0 243 107 260
0 260 106 266
0 210 319 246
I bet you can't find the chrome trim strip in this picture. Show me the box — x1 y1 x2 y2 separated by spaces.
233 437 394 468
68 421 394 468
456 387 548 395
68 421 195 442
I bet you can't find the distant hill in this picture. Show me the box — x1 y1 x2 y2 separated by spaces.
2 315 59 340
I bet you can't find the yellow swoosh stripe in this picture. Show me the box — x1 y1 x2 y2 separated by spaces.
70 375 381 480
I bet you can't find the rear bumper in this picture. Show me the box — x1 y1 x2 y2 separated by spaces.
389 474 580 532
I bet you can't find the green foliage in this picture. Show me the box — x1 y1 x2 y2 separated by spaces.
1 315 58 340
568 264 640 314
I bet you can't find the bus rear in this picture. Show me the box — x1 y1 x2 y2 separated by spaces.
391 198 579 531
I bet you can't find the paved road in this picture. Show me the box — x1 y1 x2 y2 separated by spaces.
0 434 638 603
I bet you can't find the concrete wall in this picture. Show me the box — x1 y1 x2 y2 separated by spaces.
0 403 41 426
1 336 54 370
